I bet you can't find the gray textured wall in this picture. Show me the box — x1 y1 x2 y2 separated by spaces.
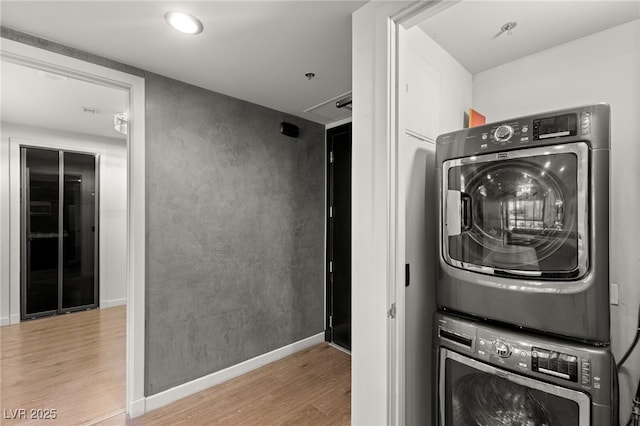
145 75 325 395
2 27 326 396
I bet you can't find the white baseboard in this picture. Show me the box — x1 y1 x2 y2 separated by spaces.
101 298 127 309
2 303 129 326
144 332 325 413
128 398 146 419
2 314 26 326
0 314 20 327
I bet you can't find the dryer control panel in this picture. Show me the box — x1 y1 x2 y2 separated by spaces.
533 113 579 140
435 104 609 162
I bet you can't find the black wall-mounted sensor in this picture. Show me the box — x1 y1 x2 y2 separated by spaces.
280 122 299 138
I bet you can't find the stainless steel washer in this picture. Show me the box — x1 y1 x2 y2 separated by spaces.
435 312 617 425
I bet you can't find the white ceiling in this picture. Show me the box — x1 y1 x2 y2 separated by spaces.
3 1 638 138
0 1 365 128
1 60 129 140
418 0 640 75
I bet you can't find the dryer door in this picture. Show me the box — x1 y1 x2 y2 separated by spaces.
442 143 589 279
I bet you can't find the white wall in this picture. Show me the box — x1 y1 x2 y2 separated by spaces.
0 122 127 325
399 25 472 424
401 27 473 135
405 26 473 137
473 19 640 419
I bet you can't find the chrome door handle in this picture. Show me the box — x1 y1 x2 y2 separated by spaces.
461 193 473 232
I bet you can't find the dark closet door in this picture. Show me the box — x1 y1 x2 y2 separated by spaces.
62 152 98 310
22 148 60 317
326 123 352 351
22 147 99 319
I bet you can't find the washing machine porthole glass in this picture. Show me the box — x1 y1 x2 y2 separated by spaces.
444 359 581 426
443 143 589 279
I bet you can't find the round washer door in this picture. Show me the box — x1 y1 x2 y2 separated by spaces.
442 143 588 279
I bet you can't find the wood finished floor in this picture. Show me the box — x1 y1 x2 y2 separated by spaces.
1 306 126 425
125 343 350 426
1 306 351 425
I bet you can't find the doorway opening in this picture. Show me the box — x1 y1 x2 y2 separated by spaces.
1 37 146 418
325 122 352 352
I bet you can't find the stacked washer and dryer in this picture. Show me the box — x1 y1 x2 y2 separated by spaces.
434 104 617 425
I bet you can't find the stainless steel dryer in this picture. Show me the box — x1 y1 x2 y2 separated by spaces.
435 312 618 426
436 104 610 343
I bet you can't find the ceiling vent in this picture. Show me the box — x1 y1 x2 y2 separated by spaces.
304 91 352 122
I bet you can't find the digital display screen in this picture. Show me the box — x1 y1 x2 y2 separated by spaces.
531 347 578 382
533 114 577 140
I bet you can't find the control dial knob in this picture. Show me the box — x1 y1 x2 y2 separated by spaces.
494 125 514 142
493 340 512 358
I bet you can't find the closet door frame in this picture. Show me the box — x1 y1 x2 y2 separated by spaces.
20 145 100 320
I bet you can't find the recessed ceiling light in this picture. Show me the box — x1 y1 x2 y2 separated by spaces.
164 11 203 35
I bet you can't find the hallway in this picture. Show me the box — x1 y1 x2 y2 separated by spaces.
1 307 351 425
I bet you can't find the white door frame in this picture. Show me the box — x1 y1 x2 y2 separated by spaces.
0 38 146 417
352 1 459 424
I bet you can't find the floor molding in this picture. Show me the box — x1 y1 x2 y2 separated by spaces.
100 298 127 309
9 313 19 325
144 332 325 414
129 398 146 419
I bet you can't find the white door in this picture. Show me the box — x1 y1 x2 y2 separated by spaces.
402 133 437 425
